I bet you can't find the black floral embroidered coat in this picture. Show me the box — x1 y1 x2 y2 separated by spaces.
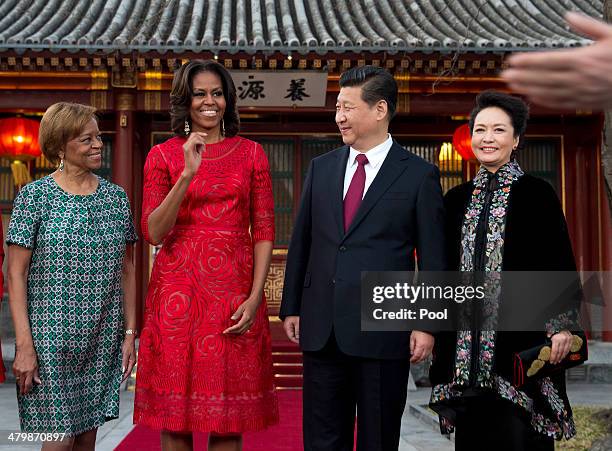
429 171 580 439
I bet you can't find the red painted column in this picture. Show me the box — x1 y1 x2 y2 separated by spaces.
598 139 612 342
566 118 612 341
113 92 135 203
563 123 595 338
581 122 612 341
112 91 143 329
601 197 612 342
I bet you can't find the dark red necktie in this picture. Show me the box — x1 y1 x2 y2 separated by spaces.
343 153 368 232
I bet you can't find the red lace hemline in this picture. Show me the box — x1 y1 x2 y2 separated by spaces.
133 406 279 433
133 382 279 433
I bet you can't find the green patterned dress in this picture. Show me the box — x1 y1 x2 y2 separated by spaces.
6 175 137 435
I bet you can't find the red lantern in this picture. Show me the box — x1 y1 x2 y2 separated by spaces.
0 117 41 161
452 123 475 161
0 117 42 186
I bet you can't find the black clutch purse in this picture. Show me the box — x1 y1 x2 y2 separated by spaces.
512 331 588 388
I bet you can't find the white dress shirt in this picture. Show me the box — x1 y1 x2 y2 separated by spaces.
343 134 394 200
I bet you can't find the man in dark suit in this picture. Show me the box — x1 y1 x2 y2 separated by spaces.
279 66 446 451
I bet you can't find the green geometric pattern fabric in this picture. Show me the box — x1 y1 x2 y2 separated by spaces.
6 175 137 435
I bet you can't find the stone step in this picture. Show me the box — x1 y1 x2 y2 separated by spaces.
271 341 303 389
273 362 303 374
274 374 303 389
272 351 303 364
271 341 301 352
566 342 612 383
408 404 454 443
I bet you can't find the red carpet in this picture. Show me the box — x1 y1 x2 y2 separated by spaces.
115 390 303 451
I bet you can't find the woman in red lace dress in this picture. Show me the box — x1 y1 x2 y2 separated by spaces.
134 60 278 451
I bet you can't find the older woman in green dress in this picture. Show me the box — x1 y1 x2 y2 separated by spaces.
7 102 138 451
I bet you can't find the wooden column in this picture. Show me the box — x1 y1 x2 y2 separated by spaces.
563 124 590 337
563 118 612 341
597 129 612 342
601 184 612 342
579 123 610 342
113 91 135 202
112 90 144 328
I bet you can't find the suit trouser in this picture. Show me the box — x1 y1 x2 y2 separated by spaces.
454 395 555 451
302 332 410 451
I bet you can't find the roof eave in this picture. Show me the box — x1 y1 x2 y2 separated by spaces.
0 42 590 55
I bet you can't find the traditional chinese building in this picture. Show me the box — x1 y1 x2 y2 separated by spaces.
0 1 610 386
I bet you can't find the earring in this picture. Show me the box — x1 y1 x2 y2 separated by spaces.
59 159 64 172
184 120 190 136
221 118 225 137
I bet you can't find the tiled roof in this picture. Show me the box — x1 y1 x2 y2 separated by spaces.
0 0 602 54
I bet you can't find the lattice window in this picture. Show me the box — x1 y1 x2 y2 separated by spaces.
0 161 17 204
258 138 294 247
519 139 559 194
397 139 464 194
32 154 55 180
301 137 342 181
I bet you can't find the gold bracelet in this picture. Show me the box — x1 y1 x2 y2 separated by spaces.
125 329 138 336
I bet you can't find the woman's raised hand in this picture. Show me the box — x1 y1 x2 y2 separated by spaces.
182 132 207 178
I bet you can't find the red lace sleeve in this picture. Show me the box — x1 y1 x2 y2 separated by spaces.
141 145 171 244
250 143 275 243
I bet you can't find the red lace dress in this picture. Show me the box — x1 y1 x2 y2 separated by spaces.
133 135 278 432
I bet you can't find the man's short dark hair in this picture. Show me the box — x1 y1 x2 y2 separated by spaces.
468 90 530 156
339 66 398 121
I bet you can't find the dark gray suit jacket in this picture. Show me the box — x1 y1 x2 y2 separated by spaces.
280 141 446 359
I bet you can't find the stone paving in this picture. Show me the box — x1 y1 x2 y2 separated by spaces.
1 381 611 450
0 383 453 451
1 337 611 450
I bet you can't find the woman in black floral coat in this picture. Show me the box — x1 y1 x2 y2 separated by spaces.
429 90 580 451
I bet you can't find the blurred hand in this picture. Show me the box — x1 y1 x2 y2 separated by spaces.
549 330 572 365
501 12 612 109
503 12 612 110
410 330 434 364
182 132 206 178
283 316 300 344
13 346 41 395
121 336 137 382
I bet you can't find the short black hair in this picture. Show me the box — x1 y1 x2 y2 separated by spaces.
170 59 240 137
339 66 398 121
469 90 529 157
